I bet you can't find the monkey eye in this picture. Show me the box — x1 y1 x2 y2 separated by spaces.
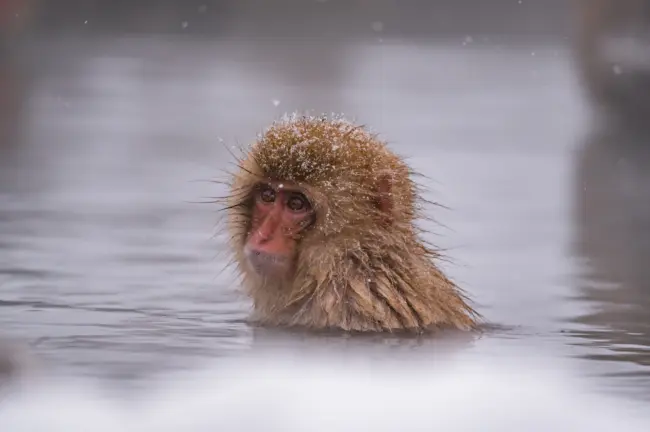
286 193 310 212
259 185 276 203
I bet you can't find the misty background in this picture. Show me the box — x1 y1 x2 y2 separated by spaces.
2 1 650 428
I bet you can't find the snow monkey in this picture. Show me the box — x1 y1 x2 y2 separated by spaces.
224 114 479 333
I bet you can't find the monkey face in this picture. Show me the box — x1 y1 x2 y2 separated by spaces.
243 181 314 280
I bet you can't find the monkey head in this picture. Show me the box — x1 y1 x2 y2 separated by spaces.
224 113 478 332
229 114 414 278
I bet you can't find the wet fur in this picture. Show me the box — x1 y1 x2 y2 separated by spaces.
223 114 479 333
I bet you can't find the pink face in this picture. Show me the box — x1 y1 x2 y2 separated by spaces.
244 181 314 279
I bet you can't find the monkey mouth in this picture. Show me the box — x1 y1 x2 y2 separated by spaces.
244 247 291 279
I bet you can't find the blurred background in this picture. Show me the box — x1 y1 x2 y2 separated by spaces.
1 0 650 404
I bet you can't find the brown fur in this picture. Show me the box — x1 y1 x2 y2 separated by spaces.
224 113 479 333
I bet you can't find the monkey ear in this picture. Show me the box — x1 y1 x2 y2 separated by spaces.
376 173 394 224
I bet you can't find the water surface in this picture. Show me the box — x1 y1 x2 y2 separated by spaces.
1 35 650 423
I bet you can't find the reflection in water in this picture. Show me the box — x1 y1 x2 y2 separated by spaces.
570 122 650 391
248 324 480 357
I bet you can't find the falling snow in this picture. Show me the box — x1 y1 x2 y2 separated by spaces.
244 113 409 194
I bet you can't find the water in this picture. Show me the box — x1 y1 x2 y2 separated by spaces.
1 35 650 429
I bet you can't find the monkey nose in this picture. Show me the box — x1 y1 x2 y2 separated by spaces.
256 228 272 242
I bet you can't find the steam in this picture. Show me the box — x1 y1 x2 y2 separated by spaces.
1 349 648 432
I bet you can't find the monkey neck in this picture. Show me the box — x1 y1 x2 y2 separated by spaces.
244 231 478 333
